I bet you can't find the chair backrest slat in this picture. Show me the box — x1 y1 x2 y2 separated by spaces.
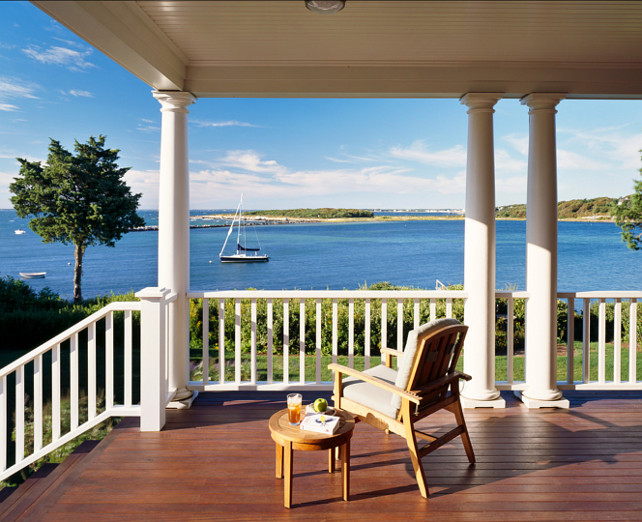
407 324 468 398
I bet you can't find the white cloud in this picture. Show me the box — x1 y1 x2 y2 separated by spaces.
221 150 288 175
389 141 466 168
193 120 259 128
69 89 93 98
495 148 527 174
502 134 529 156
123 169 159 208
0 77 39 101
0 103 18 112
22 45 95 71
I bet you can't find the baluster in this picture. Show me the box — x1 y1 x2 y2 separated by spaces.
283 298 289 384
15 366 25 463
251 299 258 385
630 300 638 384
0 375 6 470
71 333 79 429
381 299 388 354
583 299 590 383
430 299 436 322
105 312 114 410
365 299 371 370
507 296 514 384
598 298 606 383
567 297 575 385
124 311 132 408
332 299 338 364
397 299 403 351
413 299 420 329
316 299 322 383
52 343 61 440
219 300 225 385
300 300 306 385
446 298 453 319
349 299 355 368
202 298 210 386
88 322 96 420
614 298 622 383
267 299 273 384
34 355 43 452
235 299 241 384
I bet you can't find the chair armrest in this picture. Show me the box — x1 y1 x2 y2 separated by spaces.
411 371 472 396
380 347 404 358
328 363 421 405
380 347 404 368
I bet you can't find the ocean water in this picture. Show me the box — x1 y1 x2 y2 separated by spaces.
1 209 640 300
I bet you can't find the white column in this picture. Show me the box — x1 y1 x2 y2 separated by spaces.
153 91 196 404
519 93 569 408
460 93 505 408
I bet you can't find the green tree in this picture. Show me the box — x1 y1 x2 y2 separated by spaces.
10 136 144 303
612 152 642 251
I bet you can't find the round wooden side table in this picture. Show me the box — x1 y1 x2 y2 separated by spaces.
268 408 355 508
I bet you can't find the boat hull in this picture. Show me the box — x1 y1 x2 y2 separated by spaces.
220 254 269 263
20 272 46 279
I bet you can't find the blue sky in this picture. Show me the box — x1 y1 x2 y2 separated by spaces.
0 1 640 211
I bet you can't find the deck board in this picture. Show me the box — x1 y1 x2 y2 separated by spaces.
5 391 642 521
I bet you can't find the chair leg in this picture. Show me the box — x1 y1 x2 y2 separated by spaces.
402 405 429 498
448 400 476 464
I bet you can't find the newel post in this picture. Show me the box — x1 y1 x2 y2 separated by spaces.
137 287 170 431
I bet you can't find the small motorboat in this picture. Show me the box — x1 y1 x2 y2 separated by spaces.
14 229 26 235
20 272 46 279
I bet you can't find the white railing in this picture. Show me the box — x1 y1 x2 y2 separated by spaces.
189 289 641 392
187 289 467 391
556 292 640 390
494 290 640 390
0 301 142 483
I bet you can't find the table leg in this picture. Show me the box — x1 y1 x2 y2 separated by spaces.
284 440 293 508
341 441 350 501
328 448 335 473
275 443 283 479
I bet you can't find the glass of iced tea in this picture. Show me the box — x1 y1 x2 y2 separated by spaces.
287 393 302 425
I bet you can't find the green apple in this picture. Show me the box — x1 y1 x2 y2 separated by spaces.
313 398 328 413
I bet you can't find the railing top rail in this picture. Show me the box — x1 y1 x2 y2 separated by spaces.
495 291 529 298
188 289 468 299
0 300 141 378
557 291 642 299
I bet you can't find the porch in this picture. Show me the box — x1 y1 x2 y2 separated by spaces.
2 390 641 521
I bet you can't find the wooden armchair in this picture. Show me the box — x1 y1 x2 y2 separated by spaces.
328 318 475 498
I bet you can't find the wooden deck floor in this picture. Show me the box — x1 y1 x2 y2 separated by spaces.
3 391 642 521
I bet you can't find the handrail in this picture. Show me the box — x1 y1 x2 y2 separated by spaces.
189 289 468 299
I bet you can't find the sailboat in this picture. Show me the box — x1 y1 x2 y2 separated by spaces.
219 196 269 263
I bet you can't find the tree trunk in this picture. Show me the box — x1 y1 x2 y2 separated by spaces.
73 243 85 304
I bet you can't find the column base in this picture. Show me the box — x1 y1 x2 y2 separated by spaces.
514 391 569 409
460 395 506 409
167 389 198 410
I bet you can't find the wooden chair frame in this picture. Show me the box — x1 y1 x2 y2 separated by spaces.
329 322 475 498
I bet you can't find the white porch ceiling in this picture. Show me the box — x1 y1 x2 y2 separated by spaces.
33 1 642 99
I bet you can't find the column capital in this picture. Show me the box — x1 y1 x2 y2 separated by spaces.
460 93 503 112
520 93 565 111
153 90 196 113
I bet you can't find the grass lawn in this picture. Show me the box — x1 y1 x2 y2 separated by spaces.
191 340 641 384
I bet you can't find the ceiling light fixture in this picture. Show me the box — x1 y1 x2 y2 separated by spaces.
305 0 345 15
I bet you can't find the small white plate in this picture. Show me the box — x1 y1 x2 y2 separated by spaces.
305 404 334 415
